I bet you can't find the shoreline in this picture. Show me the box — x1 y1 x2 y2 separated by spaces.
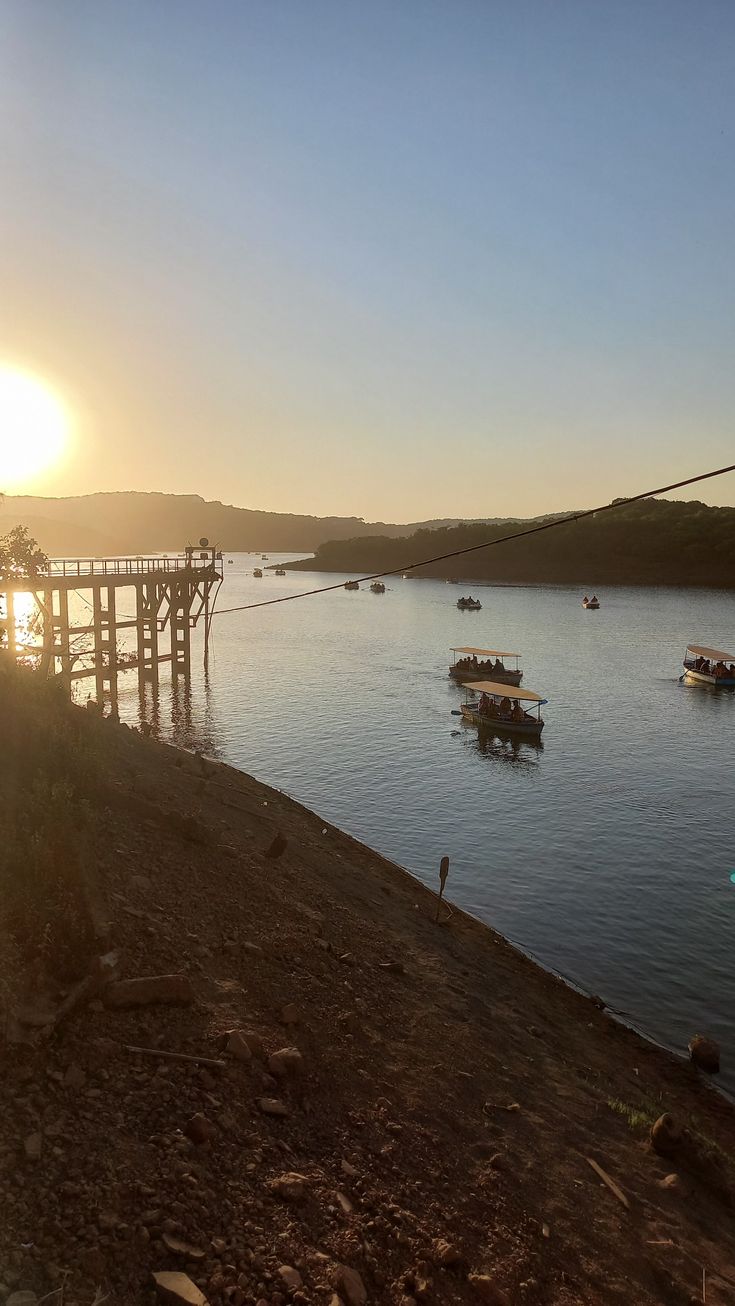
3 690 735 1303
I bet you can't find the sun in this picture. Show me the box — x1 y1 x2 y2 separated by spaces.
0 365 70 488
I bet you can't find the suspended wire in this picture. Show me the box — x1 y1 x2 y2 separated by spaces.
212 460 735 617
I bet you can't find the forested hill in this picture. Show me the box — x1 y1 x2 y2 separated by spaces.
289 497 735 587
0 492 497 555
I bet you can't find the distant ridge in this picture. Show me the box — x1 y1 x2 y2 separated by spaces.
0 491 503 556
288 496 735 588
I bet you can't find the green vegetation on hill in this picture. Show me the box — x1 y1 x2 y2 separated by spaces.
289 497 735 587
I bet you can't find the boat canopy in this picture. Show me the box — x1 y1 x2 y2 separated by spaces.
451 647 520 657
686 644 735 661
462 681 544 702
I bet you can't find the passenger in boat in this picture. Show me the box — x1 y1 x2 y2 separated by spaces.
590 594 598 604
499 696 511 718
478 693 489 715
493 658 504 674
583 595 588 604
487 698 498 717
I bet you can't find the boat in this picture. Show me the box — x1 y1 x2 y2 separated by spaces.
261 554 269 560
682 644 735 687
344 580 360 590
448 577 459 584
457 596 482 610
370 581 385 593
582 594 600 609
275 567 286 576
253 568 263 578
449 647 522 686
459 681 546 738
228 559 233 565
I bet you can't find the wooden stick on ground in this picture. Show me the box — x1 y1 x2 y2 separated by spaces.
124 1045 227 1069
586 1156 630 1209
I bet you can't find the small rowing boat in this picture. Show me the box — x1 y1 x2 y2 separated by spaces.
682 643 735 687
275 567 286 575
253 568 263 578
457 596 482 610
582 594 600 609
370 581 385 593
450 647 522 686
458 681 546 738
344 580 360 590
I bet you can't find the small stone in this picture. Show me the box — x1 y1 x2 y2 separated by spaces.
63 1064 86 1090
688 1035 720 1074
184 1113 216 1145
153 1271 209 1305
335 1190 353 1214
265 833 288 860
378 961 405 974
23 1133 42 1162
268 1172 309 1201
277 1266 302 1290
467 1276 510 1305
651 1114 683 1156
334 1266 366 1306
104 974 194 1008
433 1238 462 1266
162 1234 207 1260
341 1159 358 1177
280 1004 300 1026
268 1047 304 1079
657 1172 689 1196
258 1098 290 1117
131 873 153 891
338 952 354 965
227 1031 253 1063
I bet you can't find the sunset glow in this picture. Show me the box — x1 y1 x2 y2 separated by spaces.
0 366 70 489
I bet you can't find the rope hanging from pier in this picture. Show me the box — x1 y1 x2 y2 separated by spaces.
212 460 735 617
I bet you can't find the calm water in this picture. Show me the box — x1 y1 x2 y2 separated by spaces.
106 558 735 1087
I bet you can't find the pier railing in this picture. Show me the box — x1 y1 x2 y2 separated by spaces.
46 554 220 579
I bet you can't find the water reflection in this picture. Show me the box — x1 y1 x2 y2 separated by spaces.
470 723 544 767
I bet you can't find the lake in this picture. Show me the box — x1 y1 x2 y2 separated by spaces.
109 557 735 1090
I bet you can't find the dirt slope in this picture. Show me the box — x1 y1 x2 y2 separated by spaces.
1 709 735 1306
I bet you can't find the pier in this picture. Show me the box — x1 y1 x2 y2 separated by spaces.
0 542 223 707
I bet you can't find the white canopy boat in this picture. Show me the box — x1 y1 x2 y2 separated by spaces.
682 644 735 687
449 647 522 686
457 681 546 738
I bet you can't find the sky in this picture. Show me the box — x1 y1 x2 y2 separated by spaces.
1 0 734 522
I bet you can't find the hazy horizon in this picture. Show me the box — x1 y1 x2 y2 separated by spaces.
3 1 735 519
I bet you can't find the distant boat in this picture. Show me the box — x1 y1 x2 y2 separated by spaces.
261 554 269 560
682 643 735 687
228 559 233 565
582 594 600 609
344 580 360 590
253 568 263 578
457 596 482 610
370 581 385 593
275 567 286 575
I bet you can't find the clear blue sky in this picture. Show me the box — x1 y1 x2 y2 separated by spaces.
2 0 734 519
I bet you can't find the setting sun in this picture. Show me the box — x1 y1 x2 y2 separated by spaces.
0 365 70 488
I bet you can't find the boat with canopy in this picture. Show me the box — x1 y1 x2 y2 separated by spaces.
458 681 546 738
449 647 522 686
682 644 735 687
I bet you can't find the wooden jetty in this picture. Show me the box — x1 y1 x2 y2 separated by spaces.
0 542 223 707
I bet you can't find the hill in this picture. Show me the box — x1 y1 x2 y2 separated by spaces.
0 492 500 556
2 663 735 1304
289 497 735 587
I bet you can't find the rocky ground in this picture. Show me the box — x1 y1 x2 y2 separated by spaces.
2 703 735 1306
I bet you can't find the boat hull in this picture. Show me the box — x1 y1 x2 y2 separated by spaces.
450 667 522 686
457 602 482 610
582 601 599 609
683 667 735 687
461 705 544 737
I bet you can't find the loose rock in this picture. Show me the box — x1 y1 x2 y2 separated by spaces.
258 1098 290 1117
268 1047 304 1079
153 1271 209 1305
23 1133 42 1162
268 1172 309 1201
278 1266 303 1290
688 1035 720 1074
280 1003 300 1025
651 1114 683 1156
104 973 194 1007
184 1112 216 1144
334 1265 367 1306
468 1275 510 1305
227 1030 253 1062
